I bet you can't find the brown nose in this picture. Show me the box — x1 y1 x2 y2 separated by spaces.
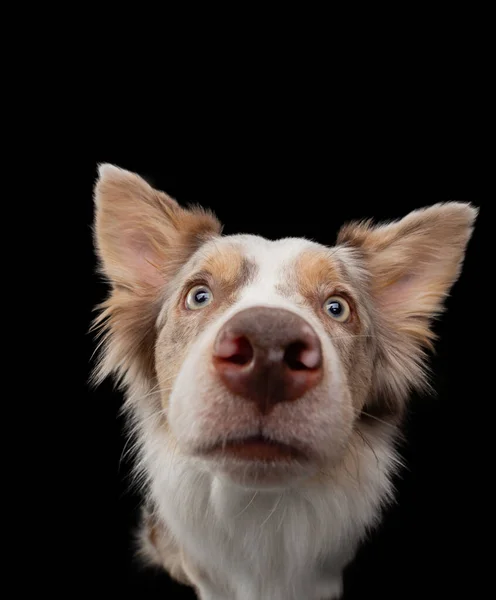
212 307 323 413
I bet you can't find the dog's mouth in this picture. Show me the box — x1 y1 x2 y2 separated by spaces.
203 434 306 463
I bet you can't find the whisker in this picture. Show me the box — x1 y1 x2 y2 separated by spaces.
330 334 375 340
118 433 138 473
137 408 167 428
359 410 396 428
355 427 380 468
276 497 288 532
135 388 161 401
131 378 177 403
260 493 284 528
233 491 259 519
348 440 361 483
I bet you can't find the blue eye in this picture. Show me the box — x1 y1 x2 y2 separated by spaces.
323 296 351 322
186 285 213 310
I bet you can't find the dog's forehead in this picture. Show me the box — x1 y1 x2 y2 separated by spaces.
232 234 324 266
190 234 344 310
206 234 328 283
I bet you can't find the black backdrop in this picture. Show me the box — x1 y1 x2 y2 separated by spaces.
78 142 487 599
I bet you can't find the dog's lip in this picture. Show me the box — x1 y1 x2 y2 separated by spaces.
201 435 307 462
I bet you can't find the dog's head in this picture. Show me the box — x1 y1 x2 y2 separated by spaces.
92 165 476 488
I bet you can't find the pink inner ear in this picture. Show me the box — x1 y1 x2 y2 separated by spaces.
378 272 418 309
122 229 165 289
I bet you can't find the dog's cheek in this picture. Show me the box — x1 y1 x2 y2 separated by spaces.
155 316 202 407
346 341 377 415
321 332 374 419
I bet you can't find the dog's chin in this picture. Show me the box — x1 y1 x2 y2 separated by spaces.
193 435 319 489
213 460 318 490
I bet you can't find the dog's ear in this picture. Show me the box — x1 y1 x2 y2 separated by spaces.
93 164 221 292
337 202 478 336
338 202 477 410
91 165 221 387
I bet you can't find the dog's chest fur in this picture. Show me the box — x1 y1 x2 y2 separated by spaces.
142 418 397 600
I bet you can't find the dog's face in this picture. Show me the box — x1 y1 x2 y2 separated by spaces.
93 165 476 489
156 235 376 486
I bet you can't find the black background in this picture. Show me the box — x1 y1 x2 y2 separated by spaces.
76 126 488 599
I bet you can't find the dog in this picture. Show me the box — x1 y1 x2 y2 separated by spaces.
91 164 476 600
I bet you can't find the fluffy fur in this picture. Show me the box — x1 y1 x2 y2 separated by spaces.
91 164 477 600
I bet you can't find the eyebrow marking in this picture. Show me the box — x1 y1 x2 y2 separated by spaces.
200 244 257 290
277 249 347 300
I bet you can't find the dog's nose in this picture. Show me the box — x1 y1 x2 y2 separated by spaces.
212 307 323 413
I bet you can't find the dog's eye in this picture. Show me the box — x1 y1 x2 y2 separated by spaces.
323 296 351 322
185 285 213 310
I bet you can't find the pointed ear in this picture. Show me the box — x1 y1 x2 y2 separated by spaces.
338 202 477 338
337 202 477 410
93 164 221 291
91 164 222 386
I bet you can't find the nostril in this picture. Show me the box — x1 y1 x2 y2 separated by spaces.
284 341 321 371
214 334 254 366
284 342 309 370
227 336 253 365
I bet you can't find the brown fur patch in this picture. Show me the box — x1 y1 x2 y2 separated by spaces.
138 507 191 586
203 246 251 289
291 250 344 302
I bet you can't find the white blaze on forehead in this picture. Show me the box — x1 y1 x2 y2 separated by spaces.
227 234 324 309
